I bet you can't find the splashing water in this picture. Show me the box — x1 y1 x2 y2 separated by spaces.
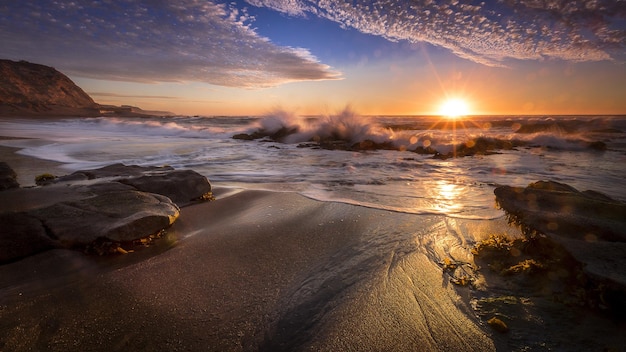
1 113 625 220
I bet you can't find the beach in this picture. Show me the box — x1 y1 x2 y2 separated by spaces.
1 119 625 351
0 146 493 351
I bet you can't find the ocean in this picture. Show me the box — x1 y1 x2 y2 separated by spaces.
1 113 625 220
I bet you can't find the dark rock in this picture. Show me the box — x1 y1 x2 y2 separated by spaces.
0 162 19 190
29 190 179 247
119 169 212 207
587 141 607 151
0 212 58 263
494 181 626 308
72 163 174 180
494 181 626 242
0 164 214 260
233 133 255 140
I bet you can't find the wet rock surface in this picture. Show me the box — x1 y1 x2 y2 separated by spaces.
487 181 626 325
0 163 212 263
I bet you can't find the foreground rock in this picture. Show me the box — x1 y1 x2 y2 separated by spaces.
494 181 626 242
0 162 19 190
493 181 626 313
0 164 212 263
30 190 179 248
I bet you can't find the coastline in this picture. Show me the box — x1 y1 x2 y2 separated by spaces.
1 136 625 351
0 145 494 351
0 144 69 187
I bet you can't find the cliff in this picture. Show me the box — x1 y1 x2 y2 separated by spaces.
0 59 101 117
0 59 175 118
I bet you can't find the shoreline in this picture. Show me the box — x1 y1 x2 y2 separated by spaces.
0 145 69 187
0 146 496 350
2 137 625 351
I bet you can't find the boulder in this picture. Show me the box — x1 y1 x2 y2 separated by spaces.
494 181 626 309
29 190 179 247
0 163 212 261
0 162 19 190
0 212 57 263
494 181 626 242
119 169 212 206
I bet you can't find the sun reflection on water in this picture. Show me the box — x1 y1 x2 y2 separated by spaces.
430 180 465 214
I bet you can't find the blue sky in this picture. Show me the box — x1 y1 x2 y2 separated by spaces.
1 0 624 115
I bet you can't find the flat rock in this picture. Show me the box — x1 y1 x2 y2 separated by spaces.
494 180 626 242
119 169 212 206
71 163 174 179
0 212 58 263
29 190 179 247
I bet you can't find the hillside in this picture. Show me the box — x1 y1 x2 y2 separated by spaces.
0 59 174 117
0 59 101 117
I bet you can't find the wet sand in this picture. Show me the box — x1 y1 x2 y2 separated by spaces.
0 144 69 187
0 187 496 351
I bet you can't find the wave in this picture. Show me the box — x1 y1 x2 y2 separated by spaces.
233 110 617 157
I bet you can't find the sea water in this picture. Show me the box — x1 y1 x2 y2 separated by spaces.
1 113 625 220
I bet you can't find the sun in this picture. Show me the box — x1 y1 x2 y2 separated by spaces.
439 98 470 118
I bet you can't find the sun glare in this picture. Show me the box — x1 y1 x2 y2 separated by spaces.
439 98 469 118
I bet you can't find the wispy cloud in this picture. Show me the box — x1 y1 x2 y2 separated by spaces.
0 0 341 88
246 0 626 66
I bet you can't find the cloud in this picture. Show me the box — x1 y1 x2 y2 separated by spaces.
246 0 626 66
0 0 341 88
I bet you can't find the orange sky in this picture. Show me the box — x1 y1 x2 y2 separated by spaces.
76 57 626 117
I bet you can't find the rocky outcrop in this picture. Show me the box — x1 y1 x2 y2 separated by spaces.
494 181 626 313
494 181 626 242
0 59 176 117
0 164 213 263
0 59 100 117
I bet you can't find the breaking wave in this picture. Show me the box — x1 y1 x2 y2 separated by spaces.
234 110 620 156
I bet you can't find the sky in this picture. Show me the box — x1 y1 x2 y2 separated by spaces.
1 0 625 116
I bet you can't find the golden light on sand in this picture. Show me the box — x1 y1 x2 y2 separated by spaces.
439 98 469 118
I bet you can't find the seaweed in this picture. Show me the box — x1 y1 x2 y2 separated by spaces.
35 173 56 185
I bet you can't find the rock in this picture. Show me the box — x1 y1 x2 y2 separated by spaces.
119 169 212 207
29 190 179 247
0 212 57 263
72 163 174 180
233 133 256 140
494 181 626 242
494 181 626 313
0 163 211 261
0 162 19 190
